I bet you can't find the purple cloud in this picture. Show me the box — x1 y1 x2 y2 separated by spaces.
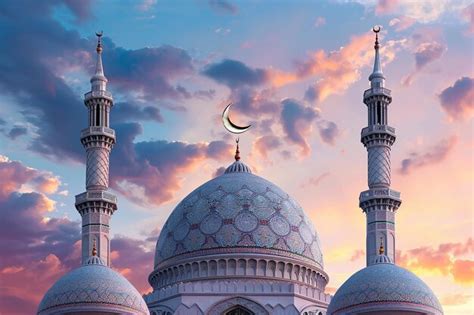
280 98 317 155
110 123 233 206
438 77 473 121
403 41 446 86
102 42 194 101
317 120 340 145
0 156 80 314
208 0 238 15
203 59 269 88
0 0 199 163
7 126 27 140
253 135 282 159
229 87 279 116
0 156 166 313
110 236 155 293
399 136 457 175
113 102 163 123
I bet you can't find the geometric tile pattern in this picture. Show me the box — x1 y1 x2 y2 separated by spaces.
154 160 323 267
327 263 443 314
368 146 390 187
86 148 109 188
37 263 149 314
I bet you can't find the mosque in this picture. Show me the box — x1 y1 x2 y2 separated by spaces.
37 28 443 315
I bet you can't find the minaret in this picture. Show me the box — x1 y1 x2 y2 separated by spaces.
359 26 401 266
75 32 117 266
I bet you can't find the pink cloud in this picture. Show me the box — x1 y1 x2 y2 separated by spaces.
389 15 416 31
300 32 404 103
0 156 159 313
206 31 402 104
451 259 474 284
0 155 61 198
375 0 399 15
441 293 473 306
253 135 282 159
396 238 474 284
461 3 474 34
350 249 365 262
1 254 69 315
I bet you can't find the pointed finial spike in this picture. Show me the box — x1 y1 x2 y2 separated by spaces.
235 138 240 161
92 239 97 256
379 237 385 255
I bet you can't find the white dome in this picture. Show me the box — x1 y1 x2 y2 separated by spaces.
327 262 443 314
153 160 324 269
38 261 149 315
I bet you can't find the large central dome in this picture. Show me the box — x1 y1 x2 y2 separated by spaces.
154 160 323 269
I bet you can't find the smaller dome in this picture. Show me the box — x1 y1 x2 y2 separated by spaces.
224 160 252 174
327 263 443 315
372 253 392 264
38 262 149 315
85 255 105 265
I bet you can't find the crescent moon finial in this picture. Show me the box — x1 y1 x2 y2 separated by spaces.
372 25 381 49
222 103 251 134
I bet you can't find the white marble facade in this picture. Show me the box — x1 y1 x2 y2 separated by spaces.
146 160 331 314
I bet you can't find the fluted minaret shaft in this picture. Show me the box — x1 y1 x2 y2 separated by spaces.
360 27 401 266
75 33 117 266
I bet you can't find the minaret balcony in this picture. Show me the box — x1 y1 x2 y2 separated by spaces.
75 190 117 205
361 125 395 137
361 125 396 147
81 126 116 139
75 190 118 216
359 188 401 212
363 87 391 99
84 90 113 102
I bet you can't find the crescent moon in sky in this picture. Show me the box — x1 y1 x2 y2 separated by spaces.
222 103 251 134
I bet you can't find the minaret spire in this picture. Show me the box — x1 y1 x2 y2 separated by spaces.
75 32 117 267
369 26 385 88
360 26 401 266
91 31 107 92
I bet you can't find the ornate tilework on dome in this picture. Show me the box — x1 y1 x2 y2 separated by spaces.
37 263 149 315
327 263 443 314
154 163 323 268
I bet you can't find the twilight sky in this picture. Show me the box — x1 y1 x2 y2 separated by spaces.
0 0 473 314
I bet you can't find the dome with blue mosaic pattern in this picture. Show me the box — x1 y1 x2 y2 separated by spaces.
37 258 149 315
327 260 443 315
154 160 324 268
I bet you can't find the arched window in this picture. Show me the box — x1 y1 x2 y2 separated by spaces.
96 104 100 126
376 101 382 124
225 306 254 315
